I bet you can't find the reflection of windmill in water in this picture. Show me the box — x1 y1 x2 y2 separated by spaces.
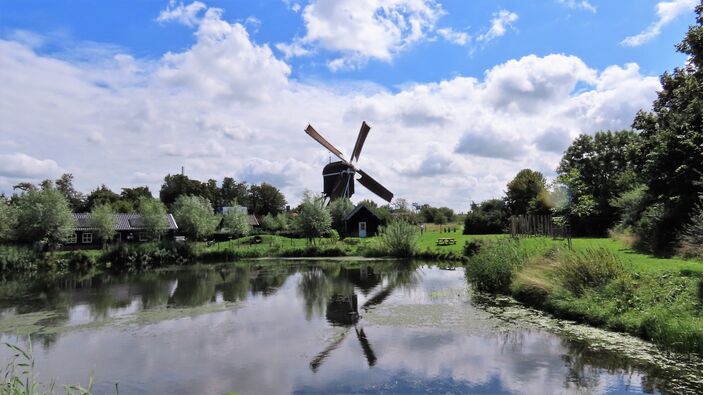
309 278 398 372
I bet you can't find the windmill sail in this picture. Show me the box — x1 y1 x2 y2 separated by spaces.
305 124 347 163
357 169 394 202
350 121 370 163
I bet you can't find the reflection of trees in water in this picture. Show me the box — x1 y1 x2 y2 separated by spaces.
168 270 219 307
469 286 701 395
216 266 251 303
131 274 174 310
298 269 334 321
248 266 293 297
559 338 697 395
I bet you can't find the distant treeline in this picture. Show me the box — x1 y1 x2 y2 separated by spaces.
466 7 702 257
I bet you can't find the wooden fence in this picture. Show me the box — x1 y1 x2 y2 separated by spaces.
509 215 572 248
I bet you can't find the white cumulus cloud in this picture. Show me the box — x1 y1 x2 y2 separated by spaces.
0 3 663 210
0 153 63 179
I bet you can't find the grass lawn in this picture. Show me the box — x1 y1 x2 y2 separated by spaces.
195 225 700 276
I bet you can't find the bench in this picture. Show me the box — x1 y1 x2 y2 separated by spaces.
436 238 456 246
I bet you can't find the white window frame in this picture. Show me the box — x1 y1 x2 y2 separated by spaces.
82 232 93 244
67 233 77 244
138 232 148 242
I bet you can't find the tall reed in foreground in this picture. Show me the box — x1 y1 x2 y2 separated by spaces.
1 337 102 394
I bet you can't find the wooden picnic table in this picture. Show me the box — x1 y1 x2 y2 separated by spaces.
436 237 456 246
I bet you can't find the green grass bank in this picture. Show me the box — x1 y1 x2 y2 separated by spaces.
464 236 702 355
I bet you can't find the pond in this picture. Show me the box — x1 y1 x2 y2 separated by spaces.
0 261 701 394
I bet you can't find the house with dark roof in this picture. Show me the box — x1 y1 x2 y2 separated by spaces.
344 204 382 238
68 213 178 247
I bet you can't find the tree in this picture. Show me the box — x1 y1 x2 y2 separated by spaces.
557 131 640 234
55 173 85 212
137 197 168 240
630 5 702 253
505 169 549 216
464 199 508 235
248 183 287 216
358 199 378 209
219 177 249 208
172 195 217 241
328 198 354 236
221 209 250 237
14 188 74 247
295 191 331 244
0 197 17 242
119 186 152 212
85 185 120 212
276 212 290 231
159 174 207 208
260 213 279 232
90 203 116 247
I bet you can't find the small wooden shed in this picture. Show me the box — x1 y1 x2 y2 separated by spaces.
344 204 382 238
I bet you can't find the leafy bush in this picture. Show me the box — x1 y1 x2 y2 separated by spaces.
463 199 508 234
327 229 340 242
465 239 526 294
463 240 481 256
0 246 40 274
557 248 625 295
379 219 418 258
633 203 666 253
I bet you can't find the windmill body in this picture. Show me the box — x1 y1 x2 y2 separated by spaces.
322 161 355 200
305 122 393 203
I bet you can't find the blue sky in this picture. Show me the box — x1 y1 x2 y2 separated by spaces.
0 0 698 209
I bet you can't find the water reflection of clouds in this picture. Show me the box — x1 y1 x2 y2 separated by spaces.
0 264 680 394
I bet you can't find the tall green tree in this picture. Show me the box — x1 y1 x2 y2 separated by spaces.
557 131 640 234
55 173 85 212
90 203 116 247
505 169 549 216
219 177 249 208
119 186 152 212
85 185 120 212
138 197 168 240
295 191 331 244
172 195 217 241
630 5 703 253
14 188 74 247
248 183 287 216
221 209 251 237
464 199 508 235
159 174 207 208
0 197 17 242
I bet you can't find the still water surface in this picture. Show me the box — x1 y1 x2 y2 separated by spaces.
0 261 700 394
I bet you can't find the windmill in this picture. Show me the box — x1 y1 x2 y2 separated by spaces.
304 122 394 203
